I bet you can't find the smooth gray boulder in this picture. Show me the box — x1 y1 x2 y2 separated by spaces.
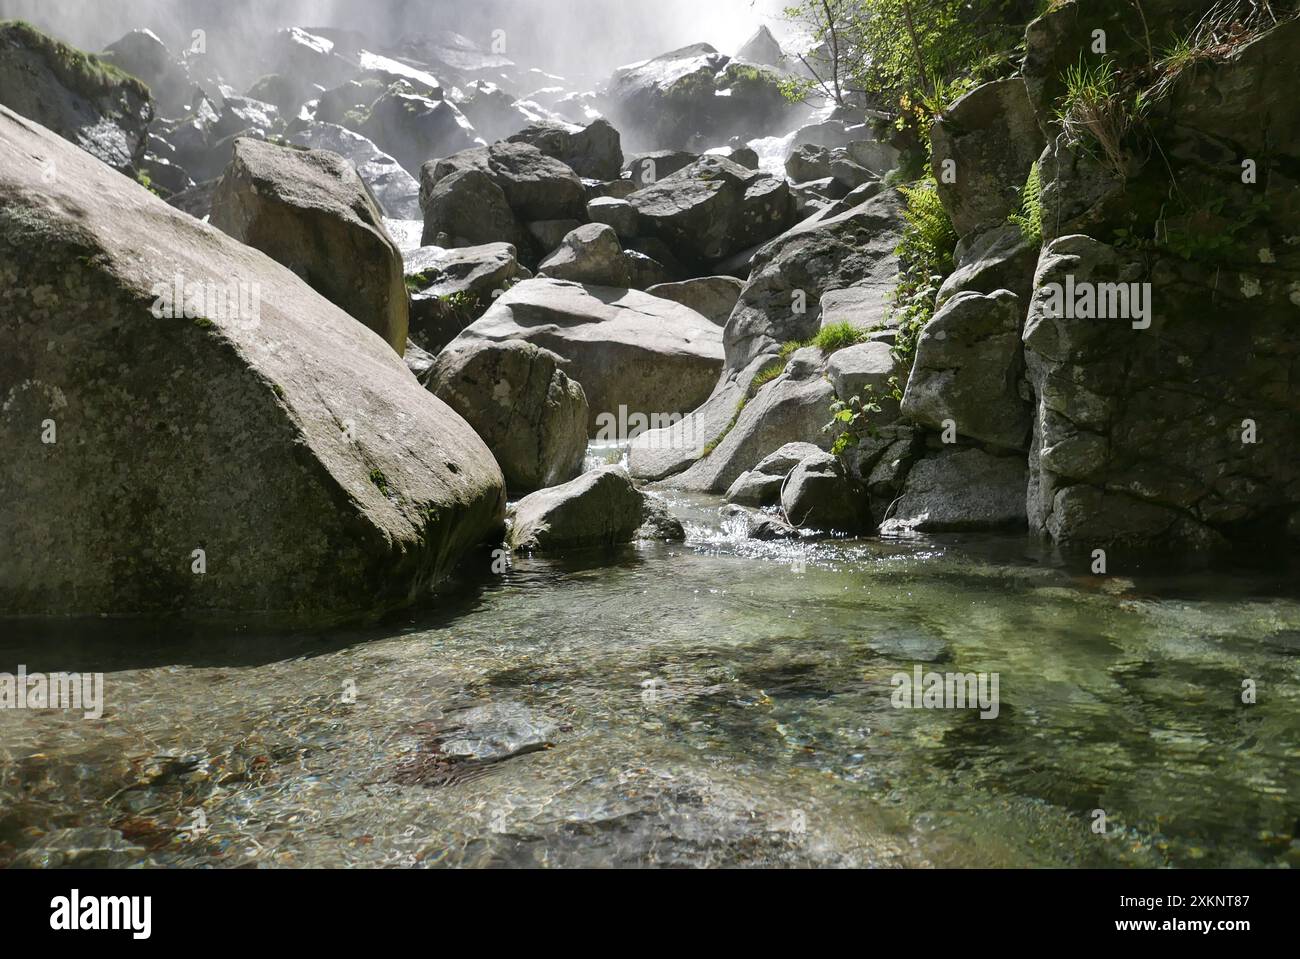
781 452 871 534
101 28 194 118
404 241 520 353
360 88 480 177
786 143 875 190
508 466 647 551
289 122 421 219
430 340 588 493
211 137 408 354
445 278 724 432
624 149 697 187
646 276 744 325
930 78 1045 238
419 167 531 251
627 155 796 269
0 104 505 620
736 25 784 67
587 196 639 241
508 118 623 180
724 441 822 506
725 188 904 371
667 353 836 493
421 141 588 224
902 289 1030 451
0 21 153 175
939 223 1040 307
538 223 630 286
883 448 1028 533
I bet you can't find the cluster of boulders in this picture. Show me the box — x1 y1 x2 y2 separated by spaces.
4 1 1292 624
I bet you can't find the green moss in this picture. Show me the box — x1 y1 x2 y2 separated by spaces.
368 469 392 497
0 20 151 102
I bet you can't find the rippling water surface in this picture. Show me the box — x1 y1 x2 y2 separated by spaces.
2 490 1298 868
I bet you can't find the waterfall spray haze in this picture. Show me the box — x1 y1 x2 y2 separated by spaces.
0 0 790 85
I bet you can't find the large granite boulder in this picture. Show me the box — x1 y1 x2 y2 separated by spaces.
883 448 1028 534
210 137 408 353
930 78 1045 239
100 28 195 118
901 289 1031 451
781 451 871 534
421 141 588 224
444 278 724 432
627 155 796 270
646 276 744 325
606 43 798 151
289 122 421 219
360 88 481 177
419 167 532 251
404 241 520 353
0 104 505 620
430 340 588 494
0 21 153 175
725 188 904 371
507 466 647 552
508 118 623 181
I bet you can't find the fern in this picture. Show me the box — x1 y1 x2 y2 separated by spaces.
1008 161 1043 244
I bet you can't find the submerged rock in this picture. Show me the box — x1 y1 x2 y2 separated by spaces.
508 466 647 551
211 137 408 353
0 104 505 620
0 21 153 175
430 340 588 494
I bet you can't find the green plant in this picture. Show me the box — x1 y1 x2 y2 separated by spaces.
368 469 392 497
824 376 904 456
889 178 957 366
1056 58 1136 179
1008 161 1043 244
812 321 868 353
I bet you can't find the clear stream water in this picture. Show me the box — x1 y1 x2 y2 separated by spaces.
2 488 1298 869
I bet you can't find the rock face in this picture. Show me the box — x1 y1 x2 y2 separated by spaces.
901 290 1030 451
508 118 623 181
625 149 697 187
445 279 724 431
0 104 505 620
360 88 480 177
100 28 194 118
781 452 871 534
507 466 647 552
786 143 874 190
430 340 588 494
929 78 1044 239
210 137 408 354
724 441 821 507
627 155 796 270
736 25 784 67
0 21 153 175
884 449 1028 534
404 242 520 353
606 43 798 151
725 188 904 371
1017 13 1300 550
422 142 587 224
538 223 632 286
289 122 422 219
420 167 531 251
646 276 744 325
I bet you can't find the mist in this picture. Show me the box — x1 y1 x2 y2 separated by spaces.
0 0 794 83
